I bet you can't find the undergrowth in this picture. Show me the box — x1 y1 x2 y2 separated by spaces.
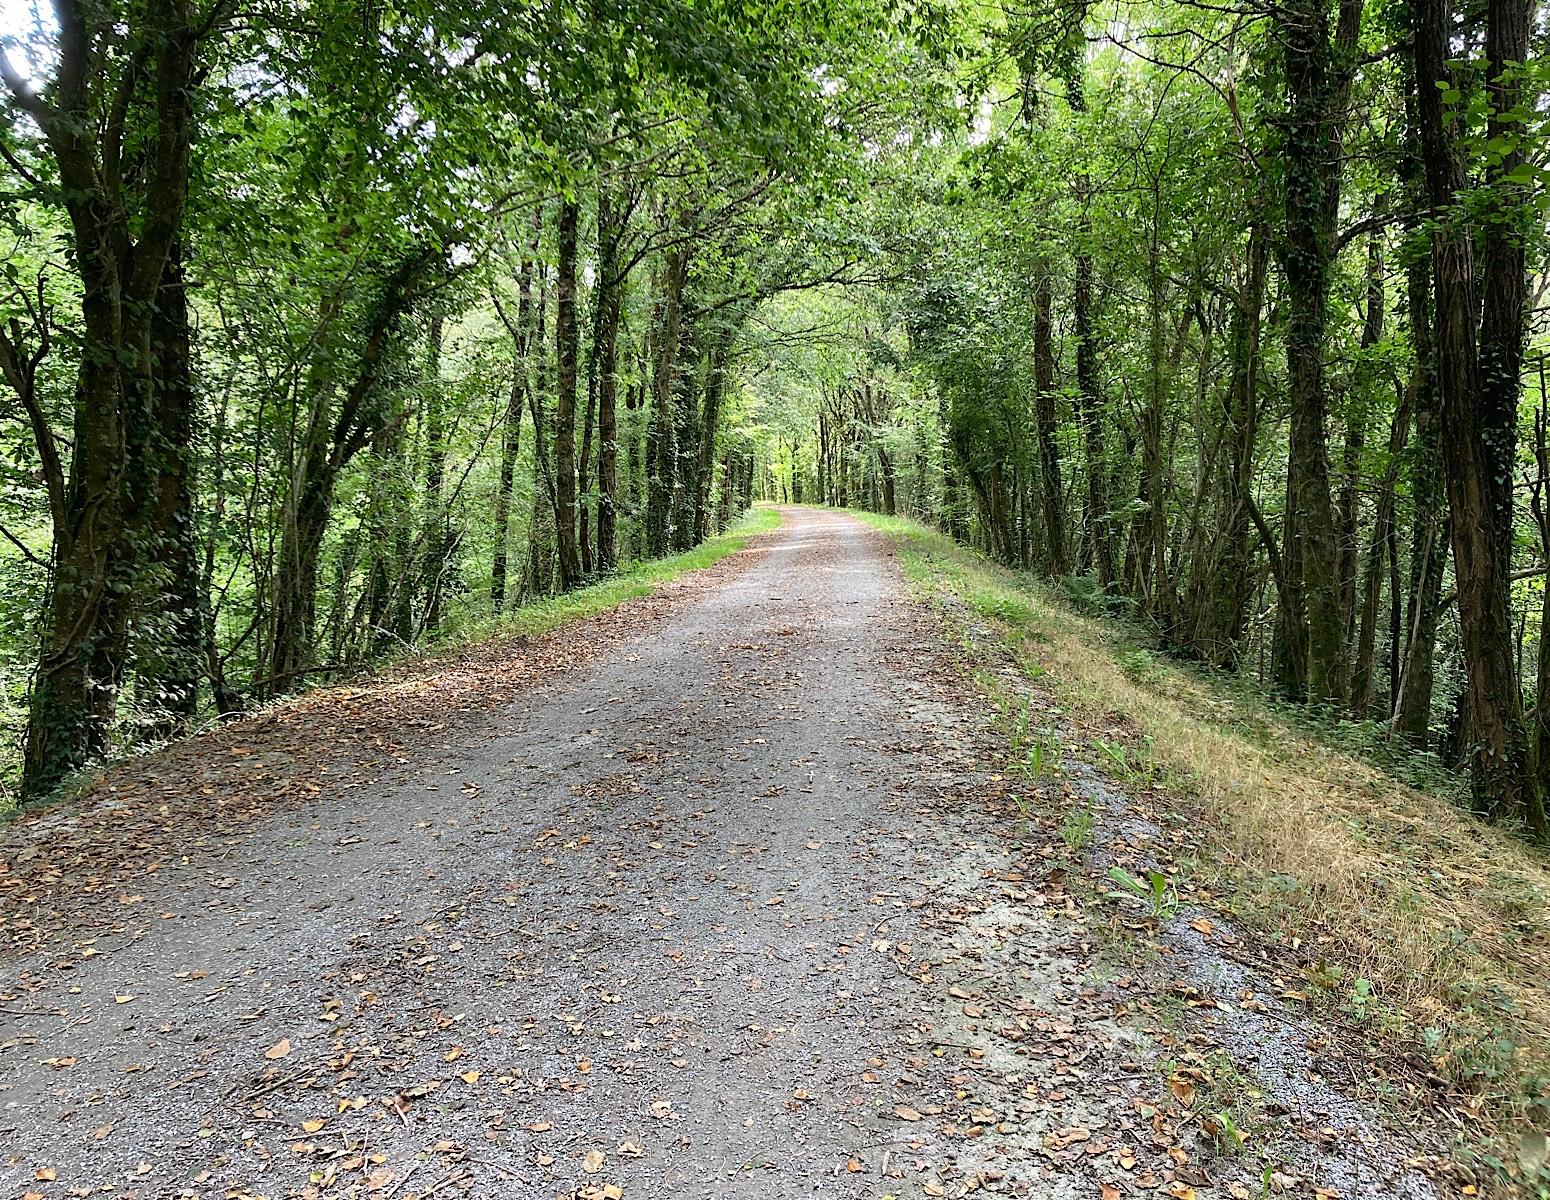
855 510 1550 1195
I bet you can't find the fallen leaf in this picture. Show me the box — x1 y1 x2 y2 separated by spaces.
264 1038 292 1060
895 1105 923 1122
583 1149 605 1174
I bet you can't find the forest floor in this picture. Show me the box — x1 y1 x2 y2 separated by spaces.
0 507 1450 1200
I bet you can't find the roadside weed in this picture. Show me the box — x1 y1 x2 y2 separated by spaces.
1011 733 1060 780
1060 802 1096 851
1106 865 1179 919
1093 737 1129 773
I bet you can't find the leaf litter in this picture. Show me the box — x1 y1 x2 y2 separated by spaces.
0 509 1444 1199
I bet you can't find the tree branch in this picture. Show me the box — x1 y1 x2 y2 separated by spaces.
0 302 67 536
1243 489 1288 599
0 45 53 121
0 521 47 567
1437 567 1547 614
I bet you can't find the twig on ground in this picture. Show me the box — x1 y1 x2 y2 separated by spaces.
383 1160 423 1199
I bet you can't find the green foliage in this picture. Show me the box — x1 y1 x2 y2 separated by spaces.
440 507 781 645
1059 574 1130 619
967 587 1033 625
1105 865 1179 920
1060 801 1096 851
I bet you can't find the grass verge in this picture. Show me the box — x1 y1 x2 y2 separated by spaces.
856 510 1550 1193
432 504 781 647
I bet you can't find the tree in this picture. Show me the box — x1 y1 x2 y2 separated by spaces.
1 0 224 797
1411 0 1542 831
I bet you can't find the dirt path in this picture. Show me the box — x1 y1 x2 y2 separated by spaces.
1 509 1438 1200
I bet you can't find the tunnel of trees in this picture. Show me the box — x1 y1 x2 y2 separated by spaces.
2 0 1548 831
741 0 1550 836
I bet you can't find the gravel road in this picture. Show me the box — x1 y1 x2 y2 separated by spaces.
0 508 1440 1200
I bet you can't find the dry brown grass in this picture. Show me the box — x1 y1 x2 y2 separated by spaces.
863 512 1550 1137
1040 603 1550 1035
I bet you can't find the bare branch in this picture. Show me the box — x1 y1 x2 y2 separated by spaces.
0 521 47 567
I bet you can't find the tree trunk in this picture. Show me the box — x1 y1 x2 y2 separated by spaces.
490 363 525 606
1414 0 1539 829
1032 264 1066 575
1394 109 1447 745
671 320 702 551
1197 222 1267 667
420 316 448 630
1533 392 1550 799
269 445 335 694
15 0 201 799
646 247 688 558
1073 220 1110 586
1351 400 1410 717
1276 0 1360 705
553 200 583 588
594 244 625 573
580 190 620 578
134 241 204 740
525 262 555 596
493 236 537 607
366 383 408 654
1140 234 1171 627
1068 69 1113 588
879 445 897 516
1478 0 1530 565
694 327 735 541
1347 224 1390 714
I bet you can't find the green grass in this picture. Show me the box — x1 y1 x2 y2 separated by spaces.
434 504 781 647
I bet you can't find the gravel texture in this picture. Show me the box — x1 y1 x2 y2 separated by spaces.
0 508 1439 1200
